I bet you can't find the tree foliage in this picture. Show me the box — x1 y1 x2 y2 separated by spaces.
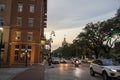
53 8 120 59
73 8 120 59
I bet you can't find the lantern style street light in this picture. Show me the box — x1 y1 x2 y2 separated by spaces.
40 36 46 62
41 37 46 46
40 31 55 58
40 37 46 54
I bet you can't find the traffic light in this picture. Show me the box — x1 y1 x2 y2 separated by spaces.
108 33 112 40
57 53 62 58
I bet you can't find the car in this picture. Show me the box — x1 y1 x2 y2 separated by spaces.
52 57 60 64
60 58 67 63
87 59 94 64
90 59 120 80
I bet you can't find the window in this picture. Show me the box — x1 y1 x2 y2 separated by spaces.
29 5 34 13
16 17 22 26
0 17 4 26
16 31 21 40
21 44 25 49
97 60 103 65
102 59 113 66
0 4 5 12
28 45 32 49
14 51 19 62
28 18 34 27
15 45 19 49
18 4 23 12
27 32 33 41
1 44 4 49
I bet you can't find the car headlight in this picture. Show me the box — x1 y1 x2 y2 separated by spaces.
110 69 117 72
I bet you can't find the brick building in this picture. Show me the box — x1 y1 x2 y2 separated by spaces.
0 0 47 65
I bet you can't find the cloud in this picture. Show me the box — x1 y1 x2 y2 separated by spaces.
47 0 120 31
46 0 120 50
46 10 117 32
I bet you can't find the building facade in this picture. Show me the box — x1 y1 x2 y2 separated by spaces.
0 0 47 65
0 0 12 64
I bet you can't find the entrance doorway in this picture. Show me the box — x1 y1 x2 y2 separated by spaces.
14 44 31 63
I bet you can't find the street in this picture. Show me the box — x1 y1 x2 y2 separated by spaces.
45 63 102 80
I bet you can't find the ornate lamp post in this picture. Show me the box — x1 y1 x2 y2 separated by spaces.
42 31 55 58
48 31 55 57
0 27 3 68
40 37 46 61
40 37 46 54
25 49 28 67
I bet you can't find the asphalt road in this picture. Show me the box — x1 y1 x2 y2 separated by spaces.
44 63 102 80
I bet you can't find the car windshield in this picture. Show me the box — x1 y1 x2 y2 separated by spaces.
102 59 114 66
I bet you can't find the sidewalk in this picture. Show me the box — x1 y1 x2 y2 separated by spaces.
0 64 45 80
11 64 45 80
0 68 28 80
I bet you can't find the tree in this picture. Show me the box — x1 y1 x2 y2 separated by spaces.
83 22 104 59
100 8 120 58
72 8 120 59
53 8 120 59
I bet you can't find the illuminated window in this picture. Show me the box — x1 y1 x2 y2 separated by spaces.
18 4 23 12
29 5 34 13
16 31 21 40
27 32 33 41
16 17 22 26
28 18 34 27
0 4 5 12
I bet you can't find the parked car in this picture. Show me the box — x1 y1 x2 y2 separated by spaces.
81 58 94 63
90 59 120 80
60 58 67 63
52 57 60 64
87 59 94 64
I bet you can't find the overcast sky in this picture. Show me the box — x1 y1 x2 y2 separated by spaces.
45 0 120 50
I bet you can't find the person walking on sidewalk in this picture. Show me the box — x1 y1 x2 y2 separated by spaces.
47 57 52 66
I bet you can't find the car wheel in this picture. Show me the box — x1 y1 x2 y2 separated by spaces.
102 72 109 80
90 68 95 76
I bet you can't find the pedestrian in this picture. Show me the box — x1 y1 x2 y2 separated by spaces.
48 57 52 66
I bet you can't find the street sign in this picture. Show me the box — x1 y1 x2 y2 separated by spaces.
108 29 120 40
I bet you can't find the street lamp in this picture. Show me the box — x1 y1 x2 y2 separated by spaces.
41 38 46 46
25 49 28 67
49 31 55 56
40 37 46 54
40 37 46 61
0 27 3 68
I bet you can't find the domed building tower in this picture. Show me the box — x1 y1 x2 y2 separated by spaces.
62 36 67 46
